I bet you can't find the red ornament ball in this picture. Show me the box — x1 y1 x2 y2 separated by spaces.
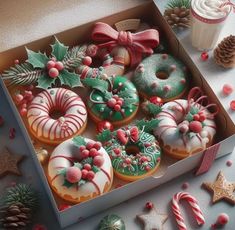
145 202 154 210
201 51 209 61
55 61 64 71
189 121 202 133
216 213 229 225
48 67 59 78
82 56 92 66
149 96 163 106
222 84 233 96
66 167 81 183
97 121 114 133
230 100 235 111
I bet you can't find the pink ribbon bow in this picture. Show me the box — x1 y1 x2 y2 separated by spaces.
91 22 159 67
116 126 139 145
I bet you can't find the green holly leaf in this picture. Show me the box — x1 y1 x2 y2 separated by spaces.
92 165 100 173
58 69 82 88
188 132 196 139
73 136 86 147
97 129 112 143
135 118 160 133
74 162 83 169
118 88 135 99
78 179 86 187
37 73 56 89
146 103 162 116
82 78 109 92
81 157 93 165
103 91 112 101
26 48 49 68
190 106 199 115
123 98 138 108
185 113 193 122
63 180 74 188
58 168 67 176
51 37 68 61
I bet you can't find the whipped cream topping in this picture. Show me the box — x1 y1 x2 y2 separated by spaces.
192 0 231 19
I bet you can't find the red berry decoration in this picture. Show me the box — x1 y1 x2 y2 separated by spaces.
189 121 202 133
81 149 89 159
66 167 81 183
14 59 19 65
201 51 209 61
48 67 59 78
107 98 116 108
230 100 235 111
97 120 114 133
93 142 102 150
193 114 200 121
15 94 24 103
89 148 98 157
149 96 163 106
55 61 64 71
113 148 121 155
79 145 86 152
222 84 233 96
199 113 206 122
59 204 71 211
20 108 28 116
83 163 92 171
93 155 104 167
114 104 121 111
81 169 88 179
216 213 229 226
82 56 92 66
145 202 154 210
47 60 56 69
86 171 95 181
86 141 94 150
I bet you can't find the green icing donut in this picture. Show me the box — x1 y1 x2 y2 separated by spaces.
100 126 161 181
87 76 139 123
133 54 187 101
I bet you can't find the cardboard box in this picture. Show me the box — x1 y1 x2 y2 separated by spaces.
0 1 235 228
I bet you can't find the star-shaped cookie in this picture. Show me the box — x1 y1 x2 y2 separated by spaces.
202 171 235 205
137 207 168 230
0 147 25 177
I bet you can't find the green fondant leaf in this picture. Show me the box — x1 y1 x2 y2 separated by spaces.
74 162 83 169
135 118 160 133
118 88 135 99
185 113 193 122
51 37 68 61
201 121 206 127
63 180 74 188
190 106 199 115
82 78 109 92
97 129 112 143
123 98 137 107
26 48 49 68
81 157 93 165
146 103 162 116
92 165 100 173
37 73 56 89
72 136 86 147
58 69 82 88
58 168 67 176
78 179 86 187
103 91 112 101
188 132 196 139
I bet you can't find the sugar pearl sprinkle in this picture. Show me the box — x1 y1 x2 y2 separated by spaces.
222 84 233 96
226 160 232 167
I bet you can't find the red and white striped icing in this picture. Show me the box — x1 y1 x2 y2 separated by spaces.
48 138 113 202
154 99 216 155
27 88 87 143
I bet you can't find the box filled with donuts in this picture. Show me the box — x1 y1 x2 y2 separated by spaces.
0 1 235 228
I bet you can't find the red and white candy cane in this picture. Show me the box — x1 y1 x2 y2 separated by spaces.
172 192 205 230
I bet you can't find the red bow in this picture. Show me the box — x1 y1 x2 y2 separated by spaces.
91 22 159 67
116 126 139 145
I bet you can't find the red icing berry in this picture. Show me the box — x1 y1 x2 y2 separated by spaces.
113 95 119 100
117 99 123 106
15 94 24 103
14 59 19 65
216 213 229 225
79 145 86 152
144 143 151 147
145 165 151 171
96 121 114 133
114 104 121 111
82 56 92 66
113 148 121 155
47 60 56 69
24 90 32 98
86 141 94 150
179 124 189 133
145 202 154 210
0 116 4 126
81 169 88 179
27 84 34 91
189 121 202 133
20 108 27 116
222 84 233 96
230 100 235 110
89 148 98 157
140 156 148 162
55 61 64 71
86 171 95 181
199 113 206 122
48 68 59 78
83 163 92 171
59 204 71 211
81 149 89 159
93 155 104 167
193 114 200 121
226 160 233 167
107 98 116 108
66 167 81 183
125 158 132 165
93 142 102 150
201 51 209 61
149 96 163 106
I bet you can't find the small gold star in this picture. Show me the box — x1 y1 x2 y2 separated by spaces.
203 171 235 205
0 147 25 177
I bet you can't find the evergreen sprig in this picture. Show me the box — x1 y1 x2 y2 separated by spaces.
166 0 191 9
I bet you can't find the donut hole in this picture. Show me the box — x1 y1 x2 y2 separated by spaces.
49 108 65 120
156 71 169 80
126 145 140 156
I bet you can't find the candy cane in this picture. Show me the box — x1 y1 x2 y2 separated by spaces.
172 192 205 230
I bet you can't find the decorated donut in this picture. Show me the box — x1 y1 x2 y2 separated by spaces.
27 88 87 145
77 44 130 80
48 136 113 203
133 54 188 102
97 120 161 181
85 76 139 126
154 87 217 159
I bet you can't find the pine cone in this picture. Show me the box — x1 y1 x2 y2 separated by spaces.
0 202 31 229
214 35 235 68
164 6 190 28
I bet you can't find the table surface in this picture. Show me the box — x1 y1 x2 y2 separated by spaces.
0 0 235 230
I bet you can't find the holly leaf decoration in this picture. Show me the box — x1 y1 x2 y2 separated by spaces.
78 179 86 187
146 103 162 116
63 180 74 188
190 106 199 115
37 72 56 89
103 91 113 101
135 118 160 133
73 136 86 147
26 48 49 68
92 166 100 173
58 69 82 88
123 98 138 108
185 113 193 122
82 78 109 92
74 162 83 169
118 88 135 98
97 129 112 143
58 168 67 176
51 37 68 61
81 157 93 165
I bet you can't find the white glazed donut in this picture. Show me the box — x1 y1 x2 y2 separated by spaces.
27 88 87 145
154 99 216 159
48 137 113 203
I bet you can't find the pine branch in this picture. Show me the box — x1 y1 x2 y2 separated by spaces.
62 45 87 71
2 63 43 86
166 0 191 9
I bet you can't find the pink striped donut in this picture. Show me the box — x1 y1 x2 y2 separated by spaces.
27 88 87 145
